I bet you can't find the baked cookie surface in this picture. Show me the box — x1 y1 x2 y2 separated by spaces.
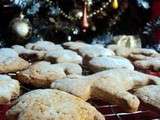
63 41 90 51
134 85 160 109
6 89 105 120
79 45 115 58
134 57 160 71
0 75 20 103
45 49 82 64
108 45 159 60
12 45 45 61
0 48 29 73
51 69 160 112
25 41 63 51
17 61 82 87
88 56 134 72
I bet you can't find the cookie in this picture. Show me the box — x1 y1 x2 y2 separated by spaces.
16 61 82 87
79 45 115 58
134 57 160 71
0 48 30 73
107 45 158 60
25 41 63 51
63 41 90 51
63 42 114 64
134 85 160 109
0 75 20 103
12 45 45 61
78 45 115 65
88 56 134 72
6 89 105 120
51 69 160 112
45 49 82 64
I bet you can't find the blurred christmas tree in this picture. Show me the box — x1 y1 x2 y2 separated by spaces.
0 0 151 46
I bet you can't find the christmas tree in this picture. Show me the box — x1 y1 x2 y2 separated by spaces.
0 0 151 46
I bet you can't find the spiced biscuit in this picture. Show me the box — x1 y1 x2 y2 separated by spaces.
128 49 159 60
78 45 115 65
107 45 158 60
12 45 45 61
51 69 160 112
17 61 82 87
134 85 160 109
6 89 105 120
88 56 134 72
63 42 113 59
79 45 115 58
0 75 20 103
45 49 82 64
25 41 63 51
63 41 90 51
0 48 29 73
134 57 160 71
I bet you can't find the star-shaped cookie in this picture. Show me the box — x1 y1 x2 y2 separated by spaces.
17 61 82 87
51 69 160 112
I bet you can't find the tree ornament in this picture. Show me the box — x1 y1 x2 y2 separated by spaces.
9 14 32 43
112 0 119 9
10 0 32 8
82 2 89 32
49 5 60 16
75 11 83 19
27 2 41 16
137 0 150 9
87 0 93 6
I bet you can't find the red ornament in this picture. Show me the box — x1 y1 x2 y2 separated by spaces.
82 2 89 32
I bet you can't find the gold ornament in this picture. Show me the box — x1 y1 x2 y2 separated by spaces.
112 0 118 9
9 14 32 43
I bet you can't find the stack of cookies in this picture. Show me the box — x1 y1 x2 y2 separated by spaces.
0 40 160 120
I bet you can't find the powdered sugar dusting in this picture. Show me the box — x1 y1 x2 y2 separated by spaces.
0 48 18 64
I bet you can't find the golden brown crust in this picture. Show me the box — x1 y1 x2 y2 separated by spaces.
6 89 105 120
25 41 63 51
87 56 134 73
0 75 20 104
134 57 160 71
17 61 82 87
0 48 29 73
107 45 159 60
51 69 160 112
45 49 82 64
134 85 160 109
12 45 46 61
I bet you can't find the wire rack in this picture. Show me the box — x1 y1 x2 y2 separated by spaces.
1 67 160 120
89 99 160 120
1 99 160 120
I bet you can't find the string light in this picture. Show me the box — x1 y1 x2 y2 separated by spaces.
57 0 125 30
59 1 112 20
